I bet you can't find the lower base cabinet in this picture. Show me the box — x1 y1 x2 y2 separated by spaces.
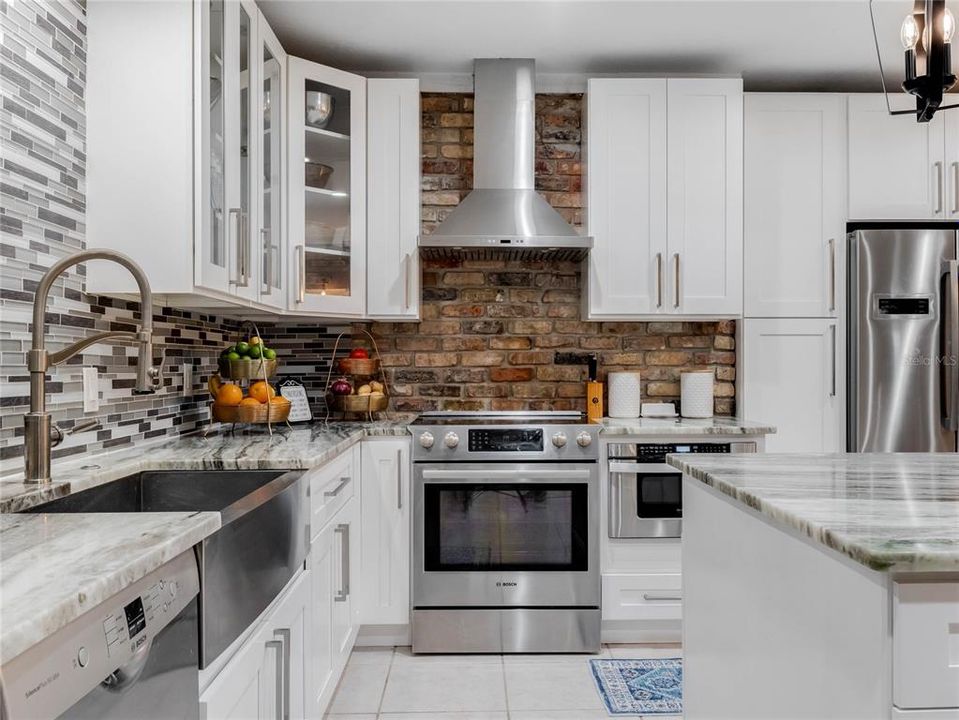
200 570 310 720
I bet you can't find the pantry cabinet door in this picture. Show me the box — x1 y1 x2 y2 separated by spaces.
288 58 367 316
331 497 359 669
666 78 743 316
847 94 947 220
359 440 411 625
585 79 668 317
946 109 959 220
367 79 421 320
742 319 843 453
309 525 336 718
744 94 846 318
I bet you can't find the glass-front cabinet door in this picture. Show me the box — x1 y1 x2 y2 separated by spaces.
257 12 286 307
288 58 367 316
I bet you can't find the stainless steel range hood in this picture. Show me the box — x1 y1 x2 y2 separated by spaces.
419 59 592 262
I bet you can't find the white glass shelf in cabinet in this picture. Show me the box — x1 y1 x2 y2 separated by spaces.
305 126 350 162
305 188 349 227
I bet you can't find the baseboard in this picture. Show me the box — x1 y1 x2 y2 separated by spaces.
355 623 411 647
602 619 682 644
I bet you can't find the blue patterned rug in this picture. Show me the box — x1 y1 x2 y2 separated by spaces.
589 658 683 715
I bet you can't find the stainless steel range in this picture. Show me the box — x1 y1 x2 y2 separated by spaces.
410 411 601 654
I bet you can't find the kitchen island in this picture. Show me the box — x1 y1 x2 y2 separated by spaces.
667 453 959 719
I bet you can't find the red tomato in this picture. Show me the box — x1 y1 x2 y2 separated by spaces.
349 348 369 359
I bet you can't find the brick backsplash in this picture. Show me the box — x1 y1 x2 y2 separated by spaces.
363 92 736 415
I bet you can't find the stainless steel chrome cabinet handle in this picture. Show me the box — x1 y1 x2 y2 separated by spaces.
265 637 285 719
296 245 305 303
643 593 682 602
227 208 241 284
673 253 680 308
829 324 837 398
944 260 959 431
261 229 272 295
655 252 663 308
324 476 350 497
953 162 959 215
274 628 291 720
828 238 836 312
935 161 944 214
396 448 403 510
404 253 411 310
335 523 350 601
236 211 250 287
609 474 621 537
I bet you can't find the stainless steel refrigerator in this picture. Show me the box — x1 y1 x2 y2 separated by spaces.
847 223 959 452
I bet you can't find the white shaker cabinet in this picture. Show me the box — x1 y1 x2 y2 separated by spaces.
585 78 742 319
847 94 948 220
947 109 959 219
288 58 367 317
359 439 411 626
666 79 743 316
744 94 846 318
585 79 668 317
367 79 422 320
741 319 843 453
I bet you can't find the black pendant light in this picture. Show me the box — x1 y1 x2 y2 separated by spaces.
870 0 958 122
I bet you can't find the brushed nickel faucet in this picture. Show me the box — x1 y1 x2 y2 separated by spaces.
25 249 159 483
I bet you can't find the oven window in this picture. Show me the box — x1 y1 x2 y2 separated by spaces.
423 483 589 571
636 473 682 519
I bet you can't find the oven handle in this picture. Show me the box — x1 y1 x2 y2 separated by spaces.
419 468 592 481
609 472 623 537
608 462 679 474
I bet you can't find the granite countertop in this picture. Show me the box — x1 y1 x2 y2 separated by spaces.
667 453 959 573
599 416 776 436
0 416 414 514
0 511 220 665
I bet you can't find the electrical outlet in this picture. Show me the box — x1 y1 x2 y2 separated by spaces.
82 367 99 412
182 363 193 396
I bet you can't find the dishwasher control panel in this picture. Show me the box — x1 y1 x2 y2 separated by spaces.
1 551 199 720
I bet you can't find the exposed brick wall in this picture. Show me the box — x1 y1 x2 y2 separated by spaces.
358 92 736 416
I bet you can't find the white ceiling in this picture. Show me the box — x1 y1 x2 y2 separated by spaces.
257 0 959 92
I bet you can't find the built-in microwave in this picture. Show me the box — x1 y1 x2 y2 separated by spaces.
608 442 757 539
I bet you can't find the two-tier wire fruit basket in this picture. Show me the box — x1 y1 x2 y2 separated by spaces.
324 330 392 421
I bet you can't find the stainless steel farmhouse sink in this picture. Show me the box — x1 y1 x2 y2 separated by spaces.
24 469 308 668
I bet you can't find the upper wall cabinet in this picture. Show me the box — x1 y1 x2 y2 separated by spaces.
288 59 367 317
744 94 846 318
947 110 959 219
367 79 422 320
87 0 281 310
586 78 743 320
847 94 950 220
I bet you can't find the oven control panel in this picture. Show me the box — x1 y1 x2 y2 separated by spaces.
468 428 544 452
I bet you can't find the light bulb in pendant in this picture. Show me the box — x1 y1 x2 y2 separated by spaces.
902 14 920 50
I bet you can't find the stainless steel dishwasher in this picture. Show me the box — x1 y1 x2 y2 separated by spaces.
1 551 200 720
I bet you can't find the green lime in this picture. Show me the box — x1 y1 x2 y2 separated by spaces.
248 346 262 359
221 345 236 357
263 348 277 361
235 341 250 356
226 351 240 361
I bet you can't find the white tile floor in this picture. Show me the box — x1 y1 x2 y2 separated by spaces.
324 643 683 720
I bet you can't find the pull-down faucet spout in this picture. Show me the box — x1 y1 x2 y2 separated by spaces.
24 249 159 483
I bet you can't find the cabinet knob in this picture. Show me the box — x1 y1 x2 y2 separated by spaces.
419 432 435 449
443 431 460 449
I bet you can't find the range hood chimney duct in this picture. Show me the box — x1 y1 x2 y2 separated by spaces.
418 59 592 261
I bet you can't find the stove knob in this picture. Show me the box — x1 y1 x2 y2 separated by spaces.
551 432 568 448
77 646 89 668
419 431 435 449
576 431 593 448
444 431 460 449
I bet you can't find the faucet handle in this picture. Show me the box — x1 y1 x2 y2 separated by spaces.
69 418 102 435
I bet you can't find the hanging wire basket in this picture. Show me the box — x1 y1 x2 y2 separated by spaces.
323 328 392 422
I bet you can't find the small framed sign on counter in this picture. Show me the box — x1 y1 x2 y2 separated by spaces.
277 379 312 422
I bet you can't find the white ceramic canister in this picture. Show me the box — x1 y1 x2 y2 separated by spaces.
607 372 642 418
681 371 714 418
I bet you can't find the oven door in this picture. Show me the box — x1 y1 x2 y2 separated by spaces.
413 463 600 608
609 462 683 539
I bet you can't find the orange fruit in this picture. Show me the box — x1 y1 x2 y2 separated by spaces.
239 397 261 407
269 395 290 405
249 381 276 403
216 383 243 406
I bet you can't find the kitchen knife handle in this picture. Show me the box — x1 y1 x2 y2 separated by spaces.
944 260 959 431
673 253 680 309
828 238 836 313
655 252 663 308
935 161 944 215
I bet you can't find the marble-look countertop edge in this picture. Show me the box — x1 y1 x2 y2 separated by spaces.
668 456 959 574
1 511 221 666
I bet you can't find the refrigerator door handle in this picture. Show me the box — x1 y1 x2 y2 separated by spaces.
944 259 959 431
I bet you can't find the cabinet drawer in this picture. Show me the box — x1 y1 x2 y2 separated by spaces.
894 582 959 710
602 573 682 622
309 451 355 539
